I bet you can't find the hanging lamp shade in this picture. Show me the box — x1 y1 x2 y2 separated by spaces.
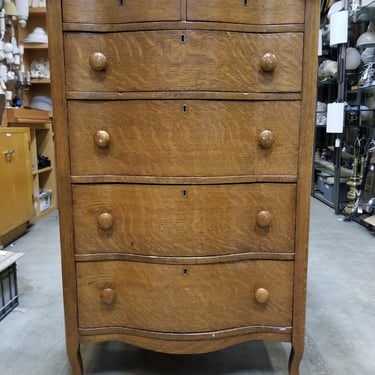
346 47 361 70
15 0 29 27
3 0 18 17
357 20 375 48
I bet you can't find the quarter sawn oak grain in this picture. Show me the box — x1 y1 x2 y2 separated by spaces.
47 1 320 374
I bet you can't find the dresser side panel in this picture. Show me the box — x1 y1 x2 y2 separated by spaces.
47 1 82 372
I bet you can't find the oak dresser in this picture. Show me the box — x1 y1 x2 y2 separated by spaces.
47 1 320 374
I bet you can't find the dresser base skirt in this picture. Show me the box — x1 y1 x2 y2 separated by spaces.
67 332 304 375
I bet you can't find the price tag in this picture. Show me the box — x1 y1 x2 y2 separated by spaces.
327 102 344 133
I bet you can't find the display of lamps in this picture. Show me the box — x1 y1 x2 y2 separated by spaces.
15 0 28 28
2 0 29 29
346 47 361 70
357 20 375 48
3 0 18 17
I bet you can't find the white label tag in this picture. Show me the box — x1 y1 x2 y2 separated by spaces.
318 29 323 56
327 103 344 133
330 10 348 46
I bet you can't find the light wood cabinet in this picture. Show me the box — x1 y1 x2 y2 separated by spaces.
0 127 34 248
6 109 57 220
47 1 320 375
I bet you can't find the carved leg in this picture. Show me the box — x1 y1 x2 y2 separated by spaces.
67 343 83 375
288 345 303 375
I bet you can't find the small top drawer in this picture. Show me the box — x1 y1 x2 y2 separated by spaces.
187 0 305 25
62 0 181 24
64 30 303 93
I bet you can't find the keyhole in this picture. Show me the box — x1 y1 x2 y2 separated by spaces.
180 34 186 44
183 268 189 276
182 104 188 113
244 0 249 5
182 189 188 198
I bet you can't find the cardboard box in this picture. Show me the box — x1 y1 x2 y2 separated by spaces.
39 190 52 212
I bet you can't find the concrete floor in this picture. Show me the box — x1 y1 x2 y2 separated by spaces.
0 198 374 375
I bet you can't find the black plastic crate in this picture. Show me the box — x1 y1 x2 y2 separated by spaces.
0 262 19 321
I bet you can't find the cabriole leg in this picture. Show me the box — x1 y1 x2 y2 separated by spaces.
68 344 83 375
288 345 303 375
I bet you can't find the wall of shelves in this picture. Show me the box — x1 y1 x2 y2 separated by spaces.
3 5 57 221
17 6 50 108
313 1 375 232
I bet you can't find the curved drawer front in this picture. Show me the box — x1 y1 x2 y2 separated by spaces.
64 31 303 93
72 183 296 256
62 0 181 23
187 0 304 25
68 100 300 177
77 260 293 331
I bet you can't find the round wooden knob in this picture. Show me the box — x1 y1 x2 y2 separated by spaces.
260 52 278 72
89 52 107 71
94 130 110 148
256 210 272 228
97 212 113 230
100 288 116 305
258 130 274 149
255 288 269 304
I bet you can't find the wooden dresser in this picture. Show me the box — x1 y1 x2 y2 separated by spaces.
47 1 319 374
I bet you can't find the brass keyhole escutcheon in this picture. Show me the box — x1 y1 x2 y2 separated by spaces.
4 149 15 162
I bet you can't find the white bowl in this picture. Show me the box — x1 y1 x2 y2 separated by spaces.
30 95 52 112
24 27 48 44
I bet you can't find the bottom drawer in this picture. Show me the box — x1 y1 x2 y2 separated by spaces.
77 260 293 332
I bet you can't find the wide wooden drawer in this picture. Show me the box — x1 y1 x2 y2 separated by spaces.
187 0 304 25
64 30 303 93
77 260 293 332
68 100 300 177
62 0 181 24
72 183 296 256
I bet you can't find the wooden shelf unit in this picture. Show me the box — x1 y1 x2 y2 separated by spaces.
17 6 50 108
5 108 57 221
6 5 57 221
